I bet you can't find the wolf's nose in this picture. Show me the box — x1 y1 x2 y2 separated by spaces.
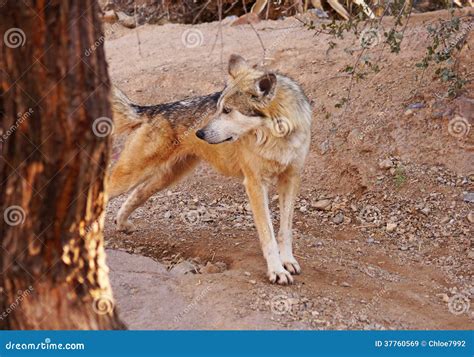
196 129 205 140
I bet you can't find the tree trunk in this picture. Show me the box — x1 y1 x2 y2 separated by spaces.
0 0 125 329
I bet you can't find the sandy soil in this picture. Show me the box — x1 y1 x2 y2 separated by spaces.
102 9 474 329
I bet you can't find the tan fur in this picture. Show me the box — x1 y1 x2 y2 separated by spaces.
108 55 312 284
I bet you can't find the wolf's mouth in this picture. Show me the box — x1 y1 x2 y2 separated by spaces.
210 136 234 145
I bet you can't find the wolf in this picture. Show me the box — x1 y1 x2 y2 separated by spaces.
108 54 312 284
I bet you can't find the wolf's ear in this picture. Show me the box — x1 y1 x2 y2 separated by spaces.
228 54 248 78
255 73 277 99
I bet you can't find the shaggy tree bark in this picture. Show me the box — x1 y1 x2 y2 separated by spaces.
0 0 125 329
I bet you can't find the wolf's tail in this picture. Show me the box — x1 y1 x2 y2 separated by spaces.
111 86 145 135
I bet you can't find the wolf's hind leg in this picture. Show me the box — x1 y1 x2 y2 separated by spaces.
277 170 301 275
108 122 175 199
115 156 199 233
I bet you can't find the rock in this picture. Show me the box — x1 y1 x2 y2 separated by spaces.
420 207 431 216
244 271 251 276
309 8 329 18
404 109 413 116
341 282 351 287
468 251 474 260
386 222 397 232
117 11 136 28
440 216 450 224
164 211 172 219
200 261 226 274
378 158 393 170
299 206 308 213
103 9 117 23
249 280 257 285
312 199 332 211
222 15 238 25
170 260 197 275
468 212 474 223
367 237 375 244
320 139 330 155
333 213 344 224
463 192 474 203
436 293 450 303
457 96 474 119
358 313 369 322
407 102 425 109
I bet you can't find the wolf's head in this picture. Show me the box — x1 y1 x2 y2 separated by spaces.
196 54 288 145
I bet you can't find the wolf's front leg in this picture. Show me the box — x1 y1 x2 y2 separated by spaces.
277 170 301 275
244 176 293 285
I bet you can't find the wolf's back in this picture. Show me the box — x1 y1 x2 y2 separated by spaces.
110 86 221 135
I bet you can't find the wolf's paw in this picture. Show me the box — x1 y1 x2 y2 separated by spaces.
268 267 294 285
282 258 301 275
116 220 136 234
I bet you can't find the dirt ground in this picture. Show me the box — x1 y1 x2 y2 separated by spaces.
102 9 474 329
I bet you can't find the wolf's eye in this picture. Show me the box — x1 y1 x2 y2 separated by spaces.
223 106 232 114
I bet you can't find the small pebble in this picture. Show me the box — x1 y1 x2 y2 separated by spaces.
467 212 474 223
463 192 474 203
333 213 344 224
312 199 332 211
386 222 397 233
436 293 450 303
378 158 393 170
